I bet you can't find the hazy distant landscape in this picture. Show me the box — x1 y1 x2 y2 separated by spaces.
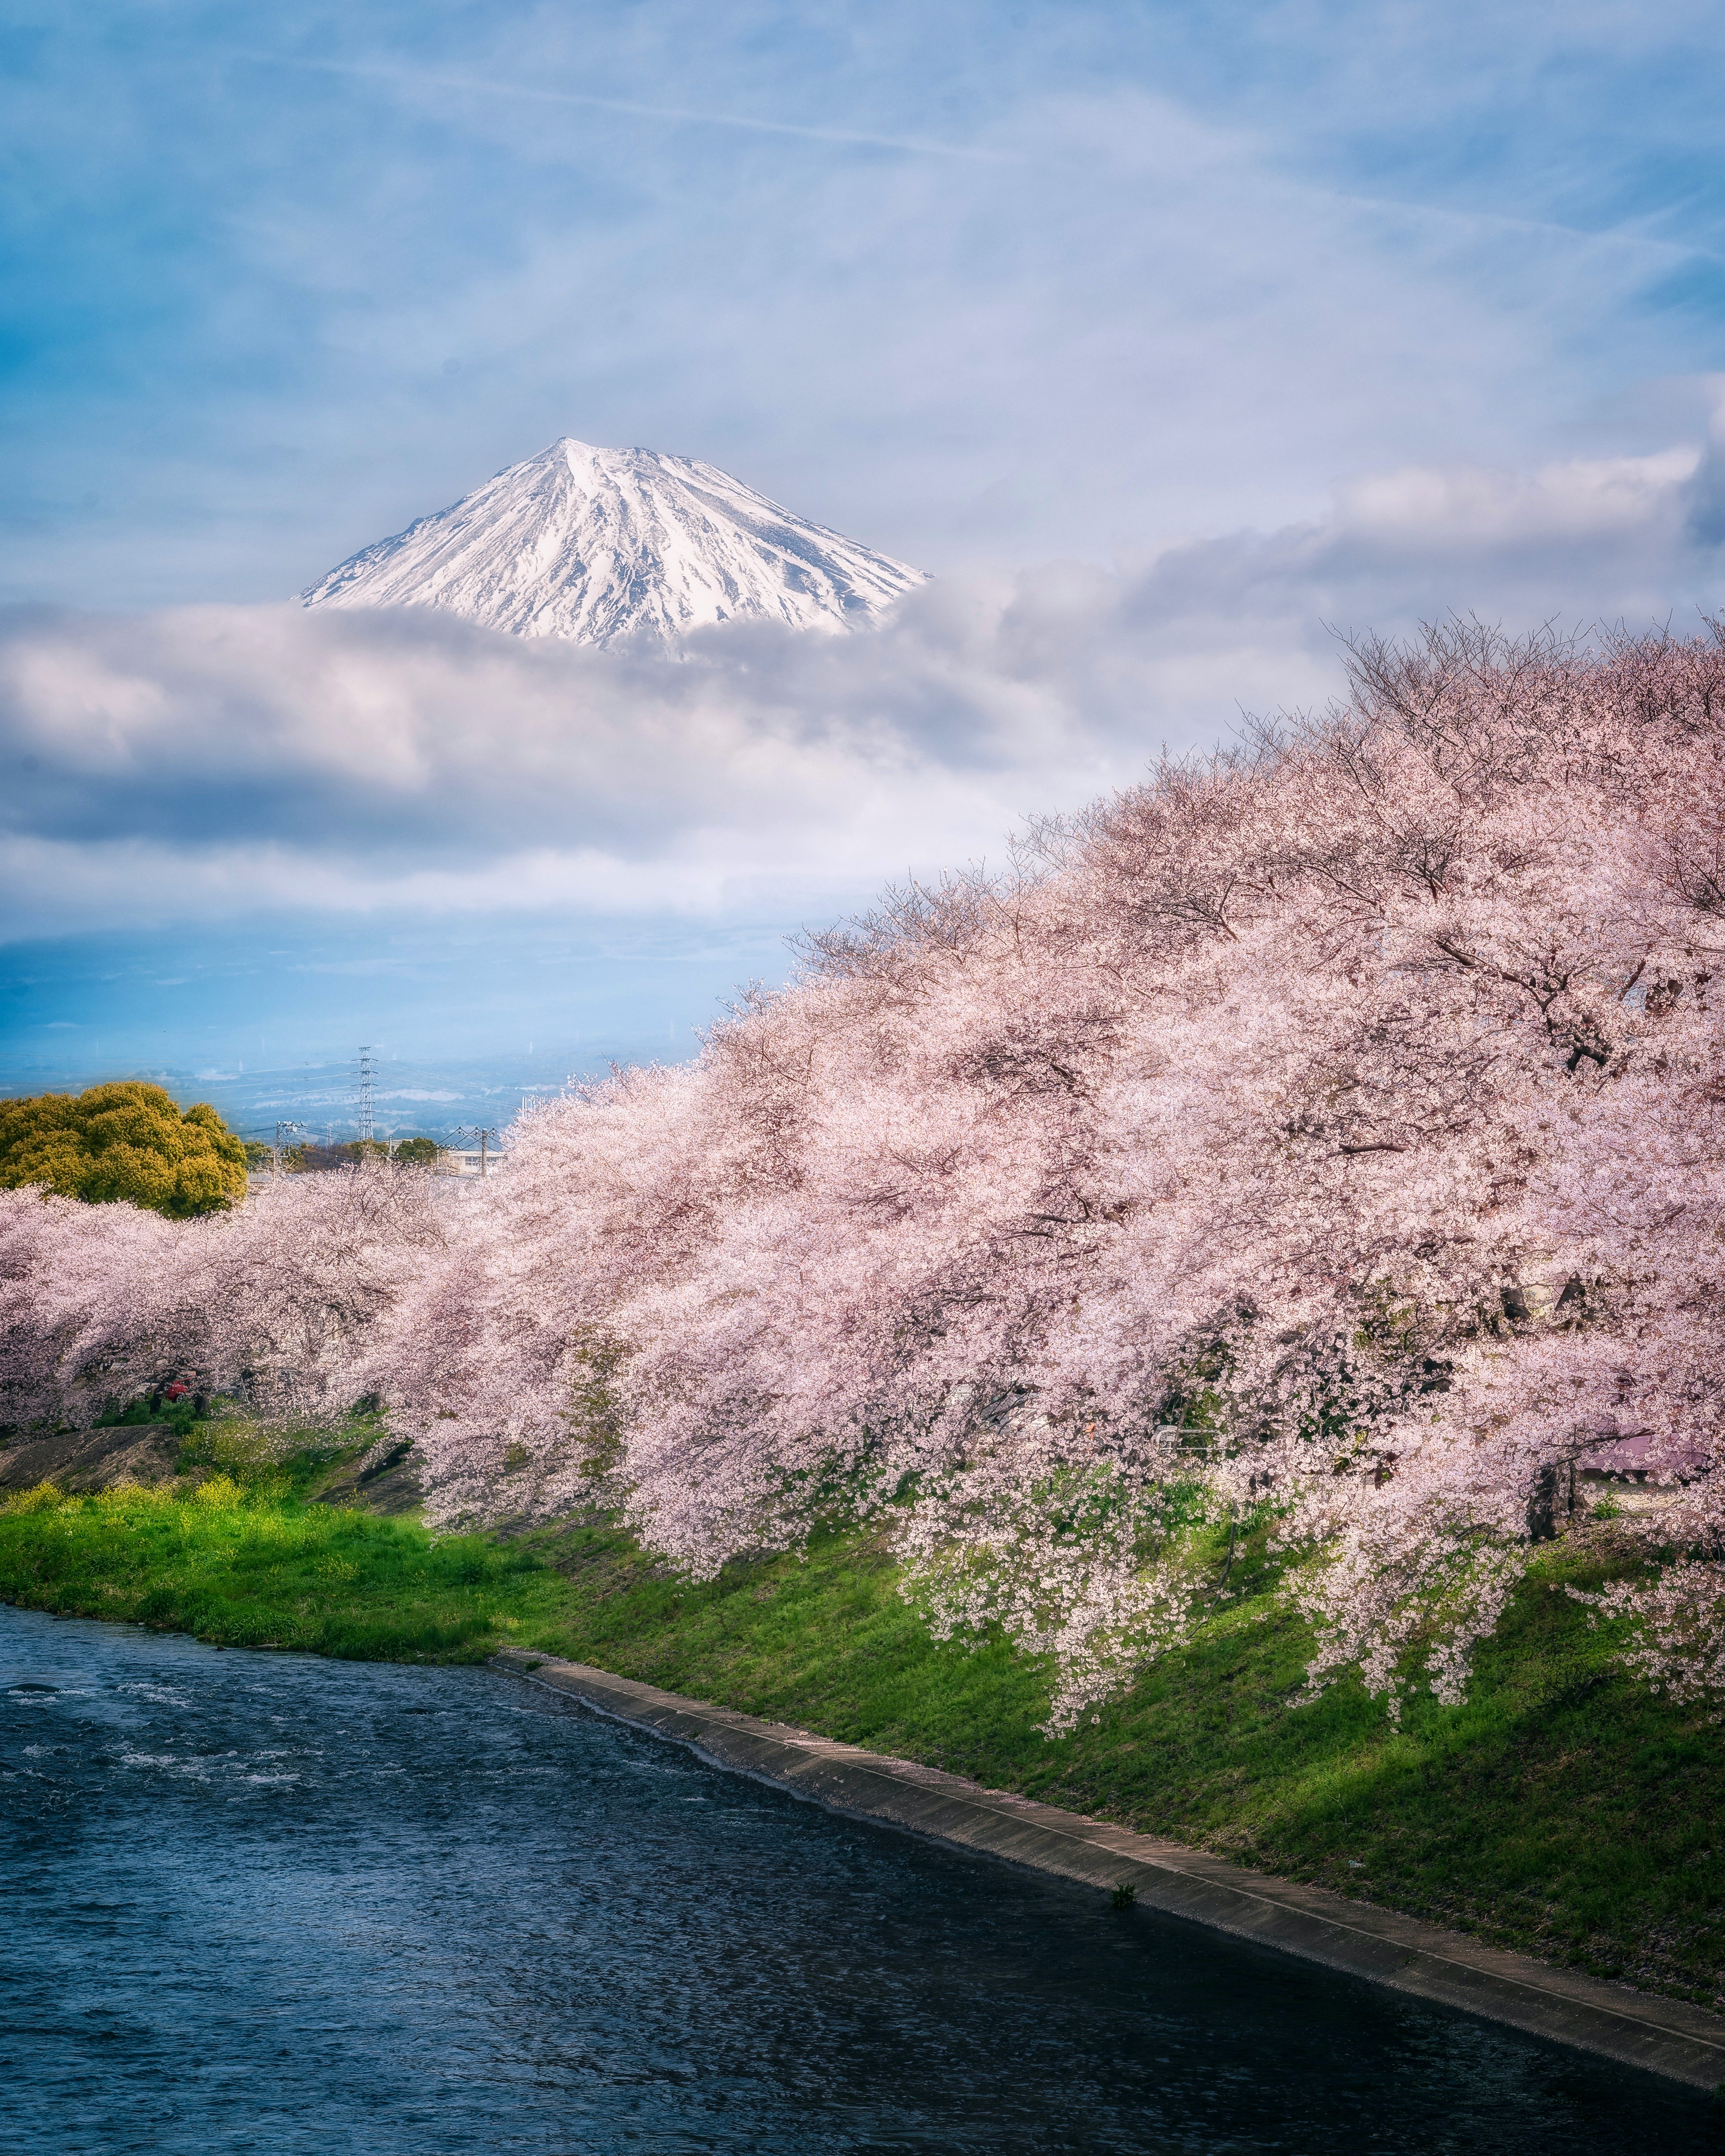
2 914 796 1142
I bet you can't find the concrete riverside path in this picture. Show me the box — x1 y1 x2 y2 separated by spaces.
492 1647 1725 2092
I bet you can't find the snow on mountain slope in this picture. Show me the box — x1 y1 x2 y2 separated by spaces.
301 438 927 645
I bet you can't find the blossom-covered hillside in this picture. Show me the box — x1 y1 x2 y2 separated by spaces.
7 623 1723 1731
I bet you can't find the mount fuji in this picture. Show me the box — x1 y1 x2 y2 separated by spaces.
301 438 927 646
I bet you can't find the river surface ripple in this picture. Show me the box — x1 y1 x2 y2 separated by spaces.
1 1604 1716 2154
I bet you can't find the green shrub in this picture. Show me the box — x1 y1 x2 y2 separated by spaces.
0 1082 247 1216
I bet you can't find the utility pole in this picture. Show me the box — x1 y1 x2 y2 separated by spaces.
357 1047 375 1148
272 1120 305 1179
450 1124 500 1178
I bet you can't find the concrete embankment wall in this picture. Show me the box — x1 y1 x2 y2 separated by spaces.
493 1647 1725 2092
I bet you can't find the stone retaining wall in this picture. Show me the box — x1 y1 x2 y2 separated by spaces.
493 1646 1725 2092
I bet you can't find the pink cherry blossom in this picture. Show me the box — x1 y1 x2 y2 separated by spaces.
9 619 1724 1732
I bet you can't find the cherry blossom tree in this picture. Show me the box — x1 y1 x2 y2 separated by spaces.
9 619 1724 1732
1 1164 441 1431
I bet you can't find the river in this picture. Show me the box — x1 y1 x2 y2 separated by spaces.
2 1604 1715 2153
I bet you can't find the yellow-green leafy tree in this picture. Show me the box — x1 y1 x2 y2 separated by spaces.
0 1083 248 1217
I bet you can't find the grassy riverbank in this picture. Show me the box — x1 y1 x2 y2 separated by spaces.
1 1449 1719 2014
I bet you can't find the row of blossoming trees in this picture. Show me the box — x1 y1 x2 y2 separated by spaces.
5 623 1723 1730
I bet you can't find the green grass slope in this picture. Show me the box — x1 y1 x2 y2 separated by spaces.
0 1453 1718 2015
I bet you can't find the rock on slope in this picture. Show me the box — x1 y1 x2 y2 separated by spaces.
301 437 927 645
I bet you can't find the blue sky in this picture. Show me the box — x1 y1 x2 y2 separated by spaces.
4 2 1725 1136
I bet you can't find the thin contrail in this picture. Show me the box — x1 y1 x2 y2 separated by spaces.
1332 185 1720 265
230 51 1021 164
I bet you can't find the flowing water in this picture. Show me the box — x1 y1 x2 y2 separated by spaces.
2 1604 1716 2154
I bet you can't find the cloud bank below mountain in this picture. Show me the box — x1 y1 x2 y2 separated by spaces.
5 428 1723 945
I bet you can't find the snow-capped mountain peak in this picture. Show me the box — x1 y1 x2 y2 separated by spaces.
300 437 927 645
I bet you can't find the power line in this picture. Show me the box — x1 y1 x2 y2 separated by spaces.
449 1123 500 1178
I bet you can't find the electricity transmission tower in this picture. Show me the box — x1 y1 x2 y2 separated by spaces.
271 1121 305 1179
450 1124 500 1177
356 1047 375 1145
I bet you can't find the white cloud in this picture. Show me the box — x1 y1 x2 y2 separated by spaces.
4 423 1721 943
1334 449 1701 549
